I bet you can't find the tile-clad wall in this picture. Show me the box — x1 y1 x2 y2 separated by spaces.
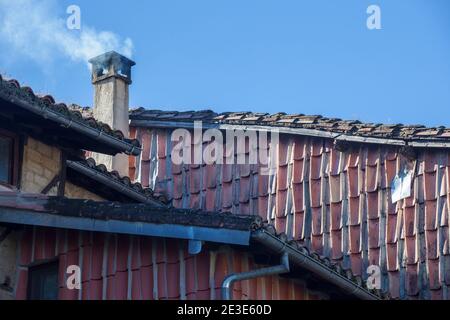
15 226 326 300
130 126 450 299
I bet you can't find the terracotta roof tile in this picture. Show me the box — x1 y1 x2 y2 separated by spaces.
68 158 167 205
0 75 141 150
130 108 450 144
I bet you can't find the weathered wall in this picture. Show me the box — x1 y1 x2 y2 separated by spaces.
21 137 61 195
0 138 61 300
21 137 105 201
92 77 130 177
15 226 328 300
1 137 104 300
130 126 450 300
65 182 105 202
0 229 18 300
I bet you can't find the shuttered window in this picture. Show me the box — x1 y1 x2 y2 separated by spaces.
27 261 59 300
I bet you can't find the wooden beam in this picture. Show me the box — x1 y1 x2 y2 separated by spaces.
57 151 67 197
41 175 60 195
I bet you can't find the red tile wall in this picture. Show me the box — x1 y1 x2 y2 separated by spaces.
16 227 327 300
130 127 450 299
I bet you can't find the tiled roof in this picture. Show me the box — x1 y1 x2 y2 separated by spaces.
130 108 450 142
67 158 169 206
0 75 141 151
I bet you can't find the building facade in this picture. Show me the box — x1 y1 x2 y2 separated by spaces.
1 51 449 300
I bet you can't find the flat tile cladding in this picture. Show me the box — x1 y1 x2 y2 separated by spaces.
16 226 326 300
130 126 450 299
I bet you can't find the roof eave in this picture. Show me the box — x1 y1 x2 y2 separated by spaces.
0 206 251 246
66 160 164 207
0 91 141 156
131 119 450 149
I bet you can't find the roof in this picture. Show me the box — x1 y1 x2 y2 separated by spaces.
130 109 450 147
0 75 141 155
0 191 381 300
66 158 168 206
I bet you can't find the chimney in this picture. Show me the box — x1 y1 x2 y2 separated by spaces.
89 51 136 177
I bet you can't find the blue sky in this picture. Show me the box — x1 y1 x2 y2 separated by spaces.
1 0 449 126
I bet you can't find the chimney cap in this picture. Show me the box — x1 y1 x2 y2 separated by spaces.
89 51 136 84
89 51 136 67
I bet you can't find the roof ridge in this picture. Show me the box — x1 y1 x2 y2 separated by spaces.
129 108 450 143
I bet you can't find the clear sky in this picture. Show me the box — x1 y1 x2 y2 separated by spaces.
0 0 449 127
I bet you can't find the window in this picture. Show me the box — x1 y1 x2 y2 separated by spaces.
27 261 59 300
0 129 19 186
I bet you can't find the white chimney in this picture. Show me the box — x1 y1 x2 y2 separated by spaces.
89 51 136 177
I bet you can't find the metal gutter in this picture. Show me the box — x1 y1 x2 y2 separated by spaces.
218 124 339 139
0 92 141 156
407 140 450 148
130 120 218 130
131 119 450 148
251 230 380 300
221 252 290 300
67 160 163 207
130 120 340 139
335 135 406 146
0 208 251 246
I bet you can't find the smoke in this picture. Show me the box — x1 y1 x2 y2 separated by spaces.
0 0 133 66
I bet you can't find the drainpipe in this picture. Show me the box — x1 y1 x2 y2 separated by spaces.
221 252 290 300
251 230 380 300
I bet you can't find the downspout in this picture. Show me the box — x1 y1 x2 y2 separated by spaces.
221 252 290 300
251 230 380 300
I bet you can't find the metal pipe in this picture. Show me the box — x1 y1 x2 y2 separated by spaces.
0 92 141 156
67 161 164 207
221 252 290 300
251 230 380 300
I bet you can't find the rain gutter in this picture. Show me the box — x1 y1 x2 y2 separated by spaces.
0 92 141 156
0 208 251 247
251 230 380 300
221 252 290 300
131 120 450 149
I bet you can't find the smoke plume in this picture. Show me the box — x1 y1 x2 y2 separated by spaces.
0 0 134 66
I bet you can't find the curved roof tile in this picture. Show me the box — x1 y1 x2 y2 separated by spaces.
129 108 450 142
0 74 141 150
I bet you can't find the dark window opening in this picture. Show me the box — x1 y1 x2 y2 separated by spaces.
0 129 19 186
27 261 59 300
0 136 13 183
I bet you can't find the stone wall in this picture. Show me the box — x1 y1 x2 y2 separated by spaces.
65 182 105 201
0 137 106 300
20 137 61 195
